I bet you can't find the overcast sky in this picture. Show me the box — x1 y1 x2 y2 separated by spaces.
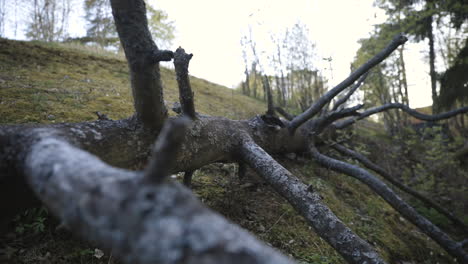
152 0 433 107
3 0 434 107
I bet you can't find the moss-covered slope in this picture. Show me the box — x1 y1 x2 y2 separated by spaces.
0 39 458 264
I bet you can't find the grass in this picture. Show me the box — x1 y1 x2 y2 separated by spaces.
0 38 264 124
0 38 460 264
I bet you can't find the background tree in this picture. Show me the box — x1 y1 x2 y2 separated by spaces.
352 23 410 132
376 0 468 110
146 4 175 50
437 38 468 129
241 22 327 113
83 0 174 49
26 0 71 42
0 0 6 36
83 0 118 47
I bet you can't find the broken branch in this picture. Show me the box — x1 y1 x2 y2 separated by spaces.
174 47 196 119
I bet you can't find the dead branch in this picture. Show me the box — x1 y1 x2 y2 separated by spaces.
275 107 295 120
332 72 369 111
22 134 294 264
309 145 468 263
331 143 468 234
174 47 197 119
335 103 468 129
288 34 407 132
312 104 364 134
240 140 386 264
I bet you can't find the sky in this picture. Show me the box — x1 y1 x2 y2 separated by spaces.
3 0 434 108
152 0 433 108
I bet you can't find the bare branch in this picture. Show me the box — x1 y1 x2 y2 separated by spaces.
23 136 295 264
174 47 196 119
335 103 468 129
240 140 386 264
288 34 407 132
309 145 468 263
110 0 168 130
145 117 191 183
312 104 364 134
332 72 369 111
274 107 295 120
331 144 468 234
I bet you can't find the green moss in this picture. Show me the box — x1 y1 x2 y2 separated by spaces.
0 38 265 125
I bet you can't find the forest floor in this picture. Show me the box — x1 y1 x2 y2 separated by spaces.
0 38 466 264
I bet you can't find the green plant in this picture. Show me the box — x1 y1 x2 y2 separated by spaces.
13 206 49 234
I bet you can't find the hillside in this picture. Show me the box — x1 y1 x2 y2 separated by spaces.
0 39 463 264
0 38 264 124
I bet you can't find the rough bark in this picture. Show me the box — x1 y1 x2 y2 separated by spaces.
21 132 294 264
110 0 168 130
239 141 386 264
174 47 196 119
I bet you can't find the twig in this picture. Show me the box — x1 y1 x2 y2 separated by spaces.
264 211 287 234
332 72 369 111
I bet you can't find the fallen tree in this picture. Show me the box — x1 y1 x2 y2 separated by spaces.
0 0 467 263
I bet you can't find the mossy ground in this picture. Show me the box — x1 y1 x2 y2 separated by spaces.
0 38 464 264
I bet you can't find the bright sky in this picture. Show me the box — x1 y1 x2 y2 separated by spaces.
3 0 434 108
152 0 433 108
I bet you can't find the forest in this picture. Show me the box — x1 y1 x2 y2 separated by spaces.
0 0 467 263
